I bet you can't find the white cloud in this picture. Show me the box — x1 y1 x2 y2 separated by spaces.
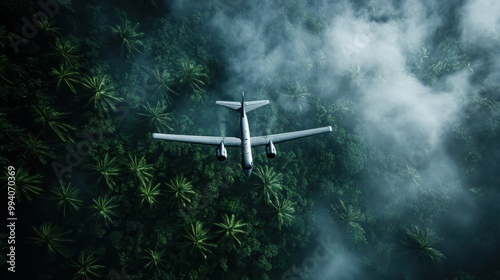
461 0 500 42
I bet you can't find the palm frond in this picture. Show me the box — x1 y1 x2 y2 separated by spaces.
180 221 216 259
214 214 247 246
253 166 283 203
51 181 83 217
138 101 173 132
166 175 196 207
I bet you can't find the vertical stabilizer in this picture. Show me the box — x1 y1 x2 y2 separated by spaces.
241 91 245 112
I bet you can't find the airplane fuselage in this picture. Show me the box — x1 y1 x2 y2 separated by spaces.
240 99 254 176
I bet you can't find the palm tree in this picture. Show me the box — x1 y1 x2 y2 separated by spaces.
137 101 173 133
265 198 295 230
32 105 76 142
72 250 105 280
80 73 123 116
111 20 144 55
253 166 283 203
166 175 196 207
278 80 310 113
0 112 19 140
143 248 166 270
331 198 367 243
51 64 80 93
1 167 43 201
31 223 71 257
138 180 161 207
346 65 363 87
51 181 83 217
399 225 446 268
214 214 247 246
90 195 119 226
88 153 121 190
402 165 421 186
35 17 59 37
144 68 177 102
331 198 365 228
51 39 80 68
176 59 208 94
19 133 54 164
180 221 216 259
126 154 153 185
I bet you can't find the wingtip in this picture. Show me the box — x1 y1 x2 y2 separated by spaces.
152 133 158 139
328 126 333 132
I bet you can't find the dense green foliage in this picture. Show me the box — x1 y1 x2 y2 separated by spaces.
0 1 499 279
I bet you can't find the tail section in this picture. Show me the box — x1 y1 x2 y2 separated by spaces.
216 91 269 113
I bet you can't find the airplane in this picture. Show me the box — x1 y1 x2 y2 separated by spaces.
152 92 332 176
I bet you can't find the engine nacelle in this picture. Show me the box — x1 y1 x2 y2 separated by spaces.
216 142 227 161
266 140 277 159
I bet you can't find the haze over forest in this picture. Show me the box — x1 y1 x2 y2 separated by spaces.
1 0 499 279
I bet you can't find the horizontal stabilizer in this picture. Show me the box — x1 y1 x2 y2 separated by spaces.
216 100 269 113
216 101 241 111
245 100 270 112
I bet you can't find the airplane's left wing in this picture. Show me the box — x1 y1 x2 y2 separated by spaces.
250 126 332 146
152 133 241 147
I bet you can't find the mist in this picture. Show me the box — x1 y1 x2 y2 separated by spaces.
169 0 500 278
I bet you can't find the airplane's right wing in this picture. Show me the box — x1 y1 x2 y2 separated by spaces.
250 126 332 146
152 133 241 147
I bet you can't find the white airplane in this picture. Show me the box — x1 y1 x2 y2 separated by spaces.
152 92 332 176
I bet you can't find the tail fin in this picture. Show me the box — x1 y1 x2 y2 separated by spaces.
216 91 269 113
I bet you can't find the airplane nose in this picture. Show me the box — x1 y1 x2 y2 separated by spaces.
244 168 252 177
